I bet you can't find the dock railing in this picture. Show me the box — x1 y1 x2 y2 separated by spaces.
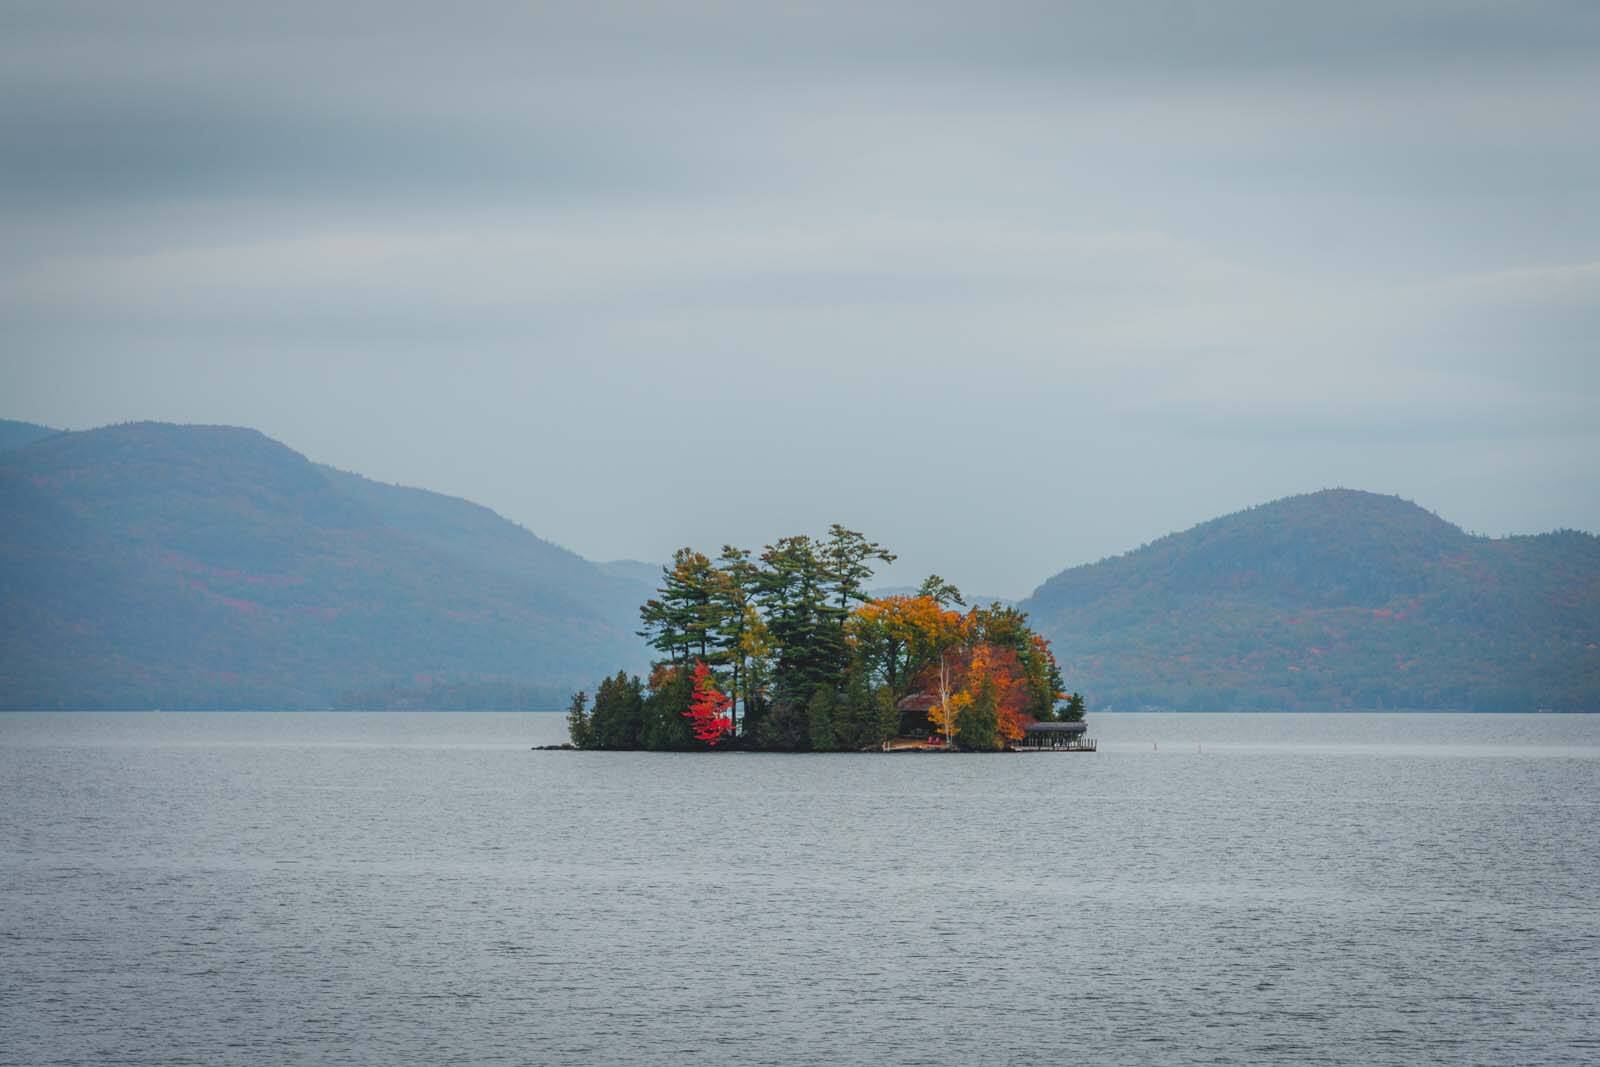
1015 736 1097 752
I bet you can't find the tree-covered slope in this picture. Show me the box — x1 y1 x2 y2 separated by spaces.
317 465 653 625
1021 490 1600 711
0 419 60 453
0 422 649 708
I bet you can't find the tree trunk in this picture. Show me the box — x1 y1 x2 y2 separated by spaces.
937 652 952 746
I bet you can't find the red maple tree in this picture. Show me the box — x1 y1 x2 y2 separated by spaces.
683 660 734 745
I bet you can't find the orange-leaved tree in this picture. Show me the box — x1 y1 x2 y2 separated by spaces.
950 642 1031 748
912 600 970 747
849 594 973 744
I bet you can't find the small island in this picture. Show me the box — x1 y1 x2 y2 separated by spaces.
564 526 1089 752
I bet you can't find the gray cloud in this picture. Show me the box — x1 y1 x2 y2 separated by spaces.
3 1 1597 596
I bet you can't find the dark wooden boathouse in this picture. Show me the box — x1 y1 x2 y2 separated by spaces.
1016 721 1096 751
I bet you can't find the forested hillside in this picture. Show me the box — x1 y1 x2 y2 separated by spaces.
0 422 650 708
1022 490 1600 711
0 419 60 453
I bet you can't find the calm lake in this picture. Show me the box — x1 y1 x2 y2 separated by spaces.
3 712 1598 1066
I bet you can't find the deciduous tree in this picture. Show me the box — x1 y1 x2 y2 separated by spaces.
683 660 734 746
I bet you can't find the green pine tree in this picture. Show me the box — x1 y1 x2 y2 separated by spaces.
589 671 645 749
955 671 1001 751
641 666 695 750
807 686 838 752
565 689 592 748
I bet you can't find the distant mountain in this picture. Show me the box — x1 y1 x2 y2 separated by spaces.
598 559 665 587
1021 490 1600 712
316 466 654 624
0 422 651 709
0 419 60 453
870 585 1016 608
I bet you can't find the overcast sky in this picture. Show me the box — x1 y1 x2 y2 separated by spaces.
3 2 1596 596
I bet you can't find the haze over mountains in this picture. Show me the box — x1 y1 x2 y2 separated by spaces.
2 419 1595 711
0 421 651 709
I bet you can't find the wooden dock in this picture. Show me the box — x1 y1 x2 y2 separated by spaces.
1014 722 1096 751
1012 738 1097 752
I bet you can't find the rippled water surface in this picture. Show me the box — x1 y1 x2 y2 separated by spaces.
3 712 1598 1066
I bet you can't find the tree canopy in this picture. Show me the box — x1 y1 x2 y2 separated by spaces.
574 527 1079 752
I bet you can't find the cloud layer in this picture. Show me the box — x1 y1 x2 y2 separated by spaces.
4 2 1596 594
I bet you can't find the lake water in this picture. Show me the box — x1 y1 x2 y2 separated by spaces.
3 712 1598 1066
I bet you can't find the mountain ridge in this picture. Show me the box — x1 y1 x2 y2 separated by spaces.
1020 489 1599 712
0 421 650 708
0 418 63 453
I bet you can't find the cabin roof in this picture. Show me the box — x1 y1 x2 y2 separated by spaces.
1024 721 1087 733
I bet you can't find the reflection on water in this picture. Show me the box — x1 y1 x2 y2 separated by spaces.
3 712 1598 1066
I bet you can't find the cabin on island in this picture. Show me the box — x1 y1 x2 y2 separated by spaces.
894 691 942 738
1018 721 1095 751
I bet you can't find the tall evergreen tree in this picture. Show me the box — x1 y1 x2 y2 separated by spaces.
565 689 592 748
588 671 645 749
835 661 896 750
806 686 837 752
758 535 842 701
641 664 695 750
757 696 810 752
823 524 897 621
639 548 725 664
917 574 966 608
